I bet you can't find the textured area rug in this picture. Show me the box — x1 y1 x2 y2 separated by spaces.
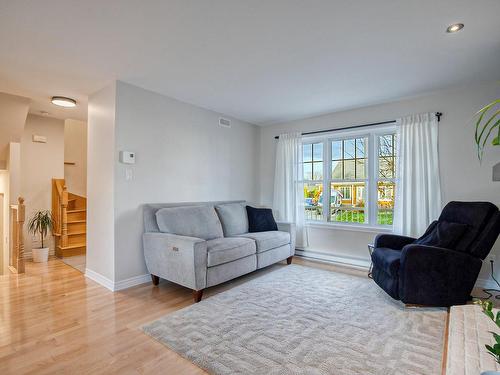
143 265 446 375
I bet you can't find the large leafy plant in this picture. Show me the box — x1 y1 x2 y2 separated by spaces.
475 299 500 364
28 210 54 248
475 99 500 161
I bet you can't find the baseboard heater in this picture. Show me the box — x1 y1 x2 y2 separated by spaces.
295 248 370 270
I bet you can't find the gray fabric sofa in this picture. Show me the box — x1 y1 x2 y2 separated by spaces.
142 200 296 302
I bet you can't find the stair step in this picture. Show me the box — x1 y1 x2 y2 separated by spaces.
58 243 86 250
68 219 86 224
67 209 86 213
67 230 86 236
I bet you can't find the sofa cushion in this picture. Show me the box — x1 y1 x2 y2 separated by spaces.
156 205 223 240
246 206 278 232
236 231 290 253
215 203 248 236
371 247 402 277
207 237 256 267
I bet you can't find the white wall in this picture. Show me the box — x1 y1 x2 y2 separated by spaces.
64 119 87 197
259 81 500 283
7 142 21 206
21 114 64 256
87 82 116 282
113 81 259 281
0 92 30 163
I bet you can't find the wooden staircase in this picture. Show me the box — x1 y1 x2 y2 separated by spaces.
52 179 86 257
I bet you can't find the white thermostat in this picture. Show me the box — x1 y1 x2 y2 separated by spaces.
119 151 136 164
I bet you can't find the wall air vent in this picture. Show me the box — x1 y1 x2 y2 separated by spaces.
219 117 231 128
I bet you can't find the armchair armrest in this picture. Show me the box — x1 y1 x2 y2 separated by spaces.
142 232 208 290
374 233 416 250
399 244 482 306
277 221 296 255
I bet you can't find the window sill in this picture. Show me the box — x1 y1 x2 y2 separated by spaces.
305 221 393 234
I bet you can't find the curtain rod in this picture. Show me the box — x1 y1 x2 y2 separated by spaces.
273 112 442 139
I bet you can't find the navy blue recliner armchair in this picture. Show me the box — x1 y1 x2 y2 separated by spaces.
371 201 500 306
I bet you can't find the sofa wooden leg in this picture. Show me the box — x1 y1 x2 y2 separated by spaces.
193 289 204 303
286 256 293 265
151 274 159 286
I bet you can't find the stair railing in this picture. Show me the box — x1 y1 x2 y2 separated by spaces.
9 197 25 273
52 179 68 252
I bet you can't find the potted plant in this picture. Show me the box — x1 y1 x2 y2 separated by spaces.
474 99 499 161
28 210 54 263
475 299 500 374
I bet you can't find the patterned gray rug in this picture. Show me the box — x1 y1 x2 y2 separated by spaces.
143 265 446 375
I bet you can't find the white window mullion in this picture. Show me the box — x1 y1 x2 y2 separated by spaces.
324 139 331 222
368 133 378 226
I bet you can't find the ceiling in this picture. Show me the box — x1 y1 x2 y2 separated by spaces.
0 0 499 125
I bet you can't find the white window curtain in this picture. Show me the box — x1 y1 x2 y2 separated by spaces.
394 112 442 237
273 132 308 247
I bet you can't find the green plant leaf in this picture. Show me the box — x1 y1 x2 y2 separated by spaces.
27 210 54 247
485 309 495 320
481 120 500 151
474 99 500 160
486 344 496 354
493 135 499 146
475 99 500 116
492 332 500 344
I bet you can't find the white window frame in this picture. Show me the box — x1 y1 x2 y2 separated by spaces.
301 124 397 230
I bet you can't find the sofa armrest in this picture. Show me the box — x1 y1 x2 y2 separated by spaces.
399 244 482 306
142 232 208 290
374 233 416 250
276 221 296 255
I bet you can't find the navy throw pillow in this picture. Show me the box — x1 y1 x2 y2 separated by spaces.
414 221 468 249
246 206 278 232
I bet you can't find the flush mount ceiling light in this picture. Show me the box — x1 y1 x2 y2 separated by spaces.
446 23 464 33
51 96 76 107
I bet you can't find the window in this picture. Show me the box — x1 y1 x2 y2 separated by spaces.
377 134 396 225
330 137 367 223
302 128 396 227
303 143 324 221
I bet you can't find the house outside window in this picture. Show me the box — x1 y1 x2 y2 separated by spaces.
302 126 397 227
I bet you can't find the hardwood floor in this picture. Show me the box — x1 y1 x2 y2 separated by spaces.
0 256 365 374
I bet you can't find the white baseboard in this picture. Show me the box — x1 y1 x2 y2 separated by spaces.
84 268 151 292
114 274 151 291
84 268 115 291
295 249 370 270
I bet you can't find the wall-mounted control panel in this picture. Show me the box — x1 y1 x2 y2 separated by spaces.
119 151 135 164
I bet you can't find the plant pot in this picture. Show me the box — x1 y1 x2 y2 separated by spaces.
32 247 49 262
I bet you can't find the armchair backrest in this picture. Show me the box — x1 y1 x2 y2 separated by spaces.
438 201 500 259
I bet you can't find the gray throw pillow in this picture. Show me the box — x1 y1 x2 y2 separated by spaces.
155 205 224 240
215 203 249 236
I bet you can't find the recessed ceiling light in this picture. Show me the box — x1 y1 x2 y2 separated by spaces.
40 110 50 116
446 23 464 33
51 96 77 108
